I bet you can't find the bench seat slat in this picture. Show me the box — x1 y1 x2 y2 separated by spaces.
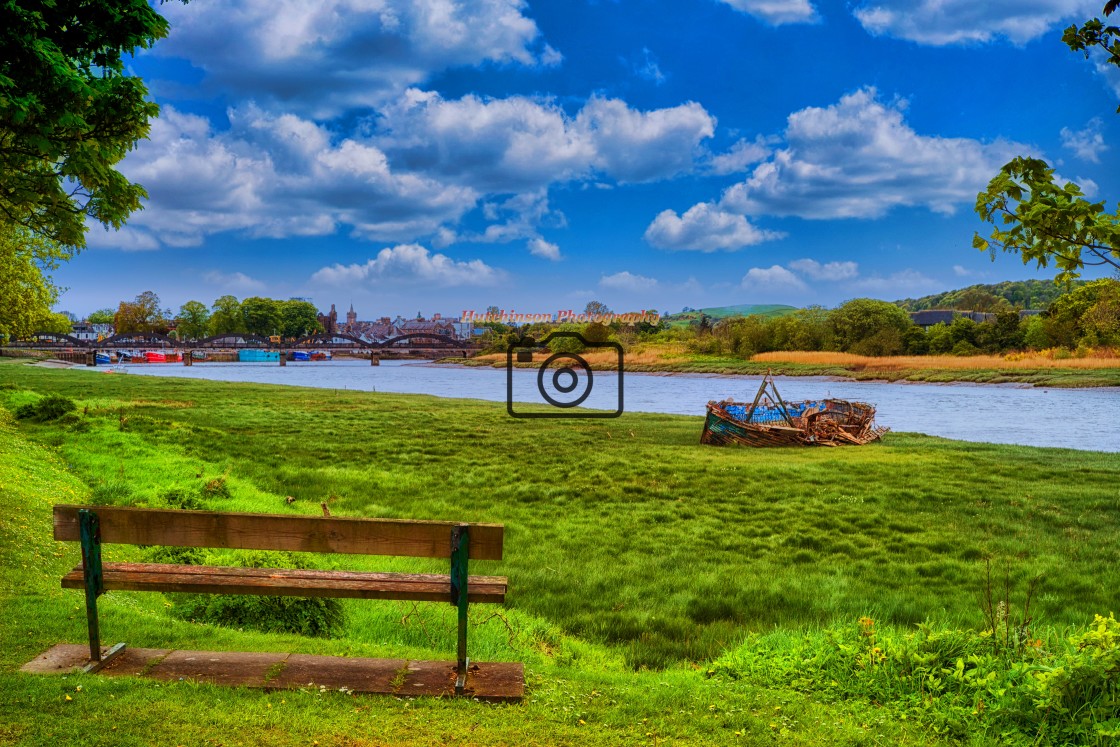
61 563 506 603
53 505 504 560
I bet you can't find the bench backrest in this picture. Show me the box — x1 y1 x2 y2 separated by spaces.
53 505 503 560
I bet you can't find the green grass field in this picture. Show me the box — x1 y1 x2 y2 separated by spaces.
1 359 1117 745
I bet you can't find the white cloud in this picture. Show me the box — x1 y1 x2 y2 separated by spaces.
788 258 859 281
113 90 719 250
1095 54 1120 100
528 237 562 260
1060 118 1108 163
953 264 972 277
599 271 659 291
853 0 1097 45
115 106 477 248
203 270 267 293
380 90 716 190
710 137 771 175
644 203 784 251
627 47 666 85
84 224 161 252
741 265 808 290
718 0 819 25
574 97 716 183
720 87 1027 219
848 268 939 293
156 0 554 116
310 244 505 287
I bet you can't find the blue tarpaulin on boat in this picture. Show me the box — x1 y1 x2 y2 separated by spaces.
725 401 826 424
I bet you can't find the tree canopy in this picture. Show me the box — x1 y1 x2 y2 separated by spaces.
114 291 169 334
973 157 1119 282
974 3 1119 280
0 223 73 340
0 0 173 248
175 300 210 340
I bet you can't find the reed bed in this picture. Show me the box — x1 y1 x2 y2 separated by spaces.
751 350 1120 371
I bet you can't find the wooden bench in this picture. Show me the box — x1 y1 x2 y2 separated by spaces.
54 505 506 694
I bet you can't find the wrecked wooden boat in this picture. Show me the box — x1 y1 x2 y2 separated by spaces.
701 373 888 447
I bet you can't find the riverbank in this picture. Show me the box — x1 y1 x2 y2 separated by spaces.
1 362 1117 744
447 344 1120 388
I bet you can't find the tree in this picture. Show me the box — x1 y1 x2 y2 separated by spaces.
0 224 73 340
114 291 169 334
974 157 1119 282
1044 278 1120 347
87 308 115 324
974 3 1120 281
830 298 915 354
176 301 210 340
1063 7 1120 112
584 300 611 317
241 296 281 337
279 299 321 339
0 1 177 248
208 295 246 336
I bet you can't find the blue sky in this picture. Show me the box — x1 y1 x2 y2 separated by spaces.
56 0 1120 319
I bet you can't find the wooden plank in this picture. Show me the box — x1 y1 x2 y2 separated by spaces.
54 505 503 560
61 563 506 603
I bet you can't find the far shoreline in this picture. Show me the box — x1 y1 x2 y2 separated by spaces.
435 351 1120 389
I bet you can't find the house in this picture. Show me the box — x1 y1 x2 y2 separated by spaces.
71 322 114 341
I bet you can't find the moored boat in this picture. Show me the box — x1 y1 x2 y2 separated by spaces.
310 351 332 361
289 350 311 361
94 352 111 365
239 349 280 362
701 373 888 447
144 351 167 363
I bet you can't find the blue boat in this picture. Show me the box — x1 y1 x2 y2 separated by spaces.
289 351 310 361
238 350 279 362
95 352 111 365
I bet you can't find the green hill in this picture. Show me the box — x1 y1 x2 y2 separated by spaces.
895 279 1078 312
665 303 797 327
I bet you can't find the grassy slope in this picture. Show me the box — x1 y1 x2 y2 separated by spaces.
663 305 797 328
1 359 1117 743
0 363 942 746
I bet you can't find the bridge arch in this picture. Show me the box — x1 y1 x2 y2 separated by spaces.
376 333 468 349
95 332 179 349
290 333 373 349
6 332 90 348
191 333 274 349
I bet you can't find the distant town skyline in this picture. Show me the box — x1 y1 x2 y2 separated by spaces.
53 0 1119 318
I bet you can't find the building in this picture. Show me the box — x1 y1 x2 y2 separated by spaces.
909 309 1041 330
329 306 475 344
71 322 114 341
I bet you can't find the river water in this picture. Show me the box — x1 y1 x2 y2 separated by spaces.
115 359 1120 453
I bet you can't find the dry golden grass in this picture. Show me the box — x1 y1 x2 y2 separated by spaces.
751 350 1120 371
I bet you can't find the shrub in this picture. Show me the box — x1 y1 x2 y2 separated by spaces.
90 479 133 506
144 546 206 565
169 550 344 637
161 488 204 511
709 615 1120 745
201 475 231 500
15 393 78 422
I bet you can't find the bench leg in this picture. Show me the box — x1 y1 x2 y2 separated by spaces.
450 524 470 695
78 509 105 663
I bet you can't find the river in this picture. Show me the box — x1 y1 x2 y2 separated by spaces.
112 359 1120 453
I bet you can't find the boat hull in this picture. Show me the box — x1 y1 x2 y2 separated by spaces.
701 399 888 447
239 350 280 362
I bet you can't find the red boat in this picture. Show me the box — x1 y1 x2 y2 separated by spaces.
143 351 181 363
